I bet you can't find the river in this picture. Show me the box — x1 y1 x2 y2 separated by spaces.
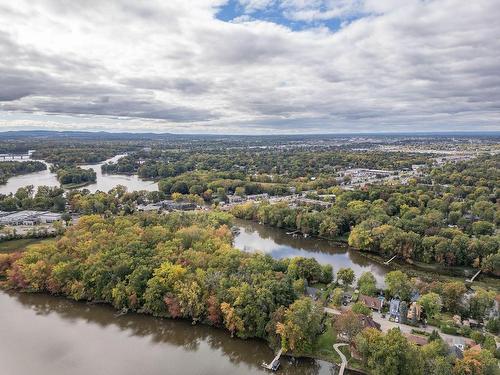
0 290 336 375
0 154 157 194
233 219 389 287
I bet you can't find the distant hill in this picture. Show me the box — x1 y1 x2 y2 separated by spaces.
0 130 498 141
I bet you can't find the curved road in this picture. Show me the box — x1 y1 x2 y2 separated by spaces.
333 343 348 375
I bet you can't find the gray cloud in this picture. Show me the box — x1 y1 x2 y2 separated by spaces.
0 0 499 133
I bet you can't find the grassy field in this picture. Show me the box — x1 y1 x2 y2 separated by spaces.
311 319 341 363
0 238 55 253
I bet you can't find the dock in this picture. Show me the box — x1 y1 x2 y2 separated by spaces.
333 344 348 375
262 348 282 371
466 270 481 283
383 255 397 265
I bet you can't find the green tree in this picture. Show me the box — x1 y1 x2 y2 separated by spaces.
332 287 344 307
469 288 495 320
385 271 411 300
351 301 372 316
320 264 334 284
421 339 452 375
334 310 364 343
293 278 306 295
358 271 377 296
485 318 499 335
337 267 355 287
472 221 495 236
441 282 466 313
356 328 423 375
276 297 324 355
143 262 187 316
419 292 442 319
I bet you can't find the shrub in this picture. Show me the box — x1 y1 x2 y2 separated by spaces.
440 325 459 335
411 329 430 337
486 318 499 335
351 302 372 317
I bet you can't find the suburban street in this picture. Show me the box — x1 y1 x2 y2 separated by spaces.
324 307 474 347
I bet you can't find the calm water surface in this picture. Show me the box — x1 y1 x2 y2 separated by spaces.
233 219 389 287
0 291 335 375
0 154 157 194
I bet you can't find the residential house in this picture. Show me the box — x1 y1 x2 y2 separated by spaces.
407 302 422 322
389 298 401 320
359 294 383 312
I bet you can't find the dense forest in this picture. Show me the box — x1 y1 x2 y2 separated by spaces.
0 212 330 355
0 161 46 185
31 145 130 166
102 148 433 180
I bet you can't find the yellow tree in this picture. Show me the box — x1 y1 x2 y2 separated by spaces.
220 302 245 337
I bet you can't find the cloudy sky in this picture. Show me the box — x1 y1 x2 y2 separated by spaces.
0 0 499 134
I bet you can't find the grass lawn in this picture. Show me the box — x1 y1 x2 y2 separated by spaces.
312 319 342 363
0 238 55 253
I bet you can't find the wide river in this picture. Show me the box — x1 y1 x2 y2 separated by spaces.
0 154 157 194
0 290 336 375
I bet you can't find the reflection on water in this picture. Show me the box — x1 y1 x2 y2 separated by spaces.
0 154 157 195
233 219 389 287
0 291 335 375
80 155 157 193
0 160 59 194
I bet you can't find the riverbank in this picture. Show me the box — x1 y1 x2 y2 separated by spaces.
359 251 500 292
0 285 349 373
61 181 94 189
232 218 500 292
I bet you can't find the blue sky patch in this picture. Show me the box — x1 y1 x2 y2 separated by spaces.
216 0 346 32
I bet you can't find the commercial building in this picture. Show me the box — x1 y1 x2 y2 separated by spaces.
0 211 62 226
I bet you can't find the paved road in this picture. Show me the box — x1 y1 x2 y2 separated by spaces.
333 343 348 375
371 311 471 346
324 306 472 347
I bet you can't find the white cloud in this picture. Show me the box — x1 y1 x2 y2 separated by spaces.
0 0 499 134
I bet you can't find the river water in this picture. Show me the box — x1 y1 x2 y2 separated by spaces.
233 219 389 287
0 154 157 194
0 291 336 375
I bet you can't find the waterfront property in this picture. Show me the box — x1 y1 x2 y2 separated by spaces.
359 295 384 312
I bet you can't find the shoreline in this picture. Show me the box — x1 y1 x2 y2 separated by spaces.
232 217 500 290
0 286 350 371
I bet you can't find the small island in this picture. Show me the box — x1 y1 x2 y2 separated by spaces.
56 166 97 189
